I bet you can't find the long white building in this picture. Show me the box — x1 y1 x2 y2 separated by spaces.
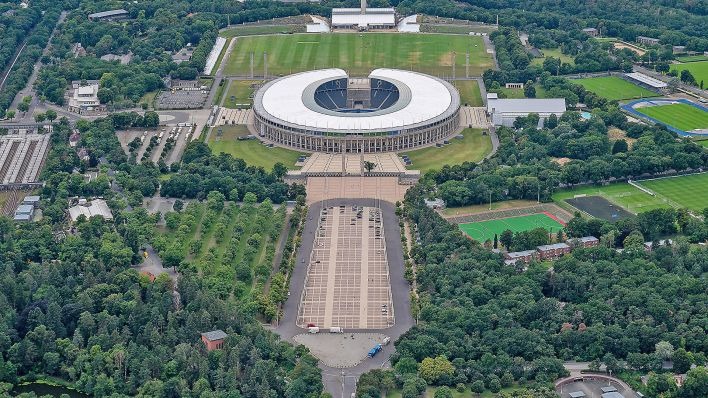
486 95 566 127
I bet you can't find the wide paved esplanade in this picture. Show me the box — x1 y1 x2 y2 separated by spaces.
253 68 461 153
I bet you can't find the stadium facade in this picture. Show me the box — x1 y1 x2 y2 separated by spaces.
253 69 461 153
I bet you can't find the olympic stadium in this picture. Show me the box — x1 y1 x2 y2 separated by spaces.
252 68 461 153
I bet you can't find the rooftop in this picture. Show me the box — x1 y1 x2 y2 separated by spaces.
331 8 396 27
506 250 537 258
625 72 667 88
88 9 128 19
68 199 113 221
201 330 228 341
600 392 625 398
487 98 567 114
537 242 570 251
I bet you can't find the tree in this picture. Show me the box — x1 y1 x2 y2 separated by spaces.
470 380 485 394
34 113 46 123
656 341 674 360
681 367 708 398
5 110 15 120
434 386 453 398
680 69 696 85
524 83 536 98
173 200 184 212
673 348 692 374
493 233 498 249
612 139 628 154
144 111 159 127
419 356 455 385
17 101 29 113
45 109 57 122
646 372 677 397
243 192 258 205
206 191 226 212
364 161 376 173
97 88 114 104
500 229 514 250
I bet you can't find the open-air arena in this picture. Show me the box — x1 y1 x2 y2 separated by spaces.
253 68 461 153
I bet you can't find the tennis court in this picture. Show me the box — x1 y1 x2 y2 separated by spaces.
459 213 565 242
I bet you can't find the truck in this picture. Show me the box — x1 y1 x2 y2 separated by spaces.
308 327 320 334
367 344 382 358
329 327 343 333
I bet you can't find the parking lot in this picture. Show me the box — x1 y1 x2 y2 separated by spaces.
557 376 636 398
297 205 394 330
156 90 208 110
116 125 194 165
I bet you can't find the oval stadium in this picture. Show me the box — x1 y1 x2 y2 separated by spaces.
253 68 461 153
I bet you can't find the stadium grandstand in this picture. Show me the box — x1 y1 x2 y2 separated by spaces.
331 0 396 30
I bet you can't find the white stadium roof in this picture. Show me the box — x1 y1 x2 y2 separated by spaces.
331 8 395 27
256 68 457 132
625 72 667 88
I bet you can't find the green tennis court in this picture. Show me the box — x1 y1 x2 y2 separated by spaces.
459 213 564 242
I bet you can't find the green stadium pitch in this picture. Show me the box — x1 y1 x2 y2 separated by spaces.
458 213 565 243
636 173 708 213
222 33 494 77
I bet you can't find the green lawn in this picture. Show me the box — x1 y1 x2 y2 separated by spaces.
636 103 708 131
221 25 305 38
573 76 657 100
531 48 575 66
489 84 546 99
552 183 670 214
401 128 492 173
223 33 493 77
208 125 304 170
459 213 564 242
694 139 708 148
637 173 708 212
455 80 483 106
670 61 708 86
442 199 539 217
676 55 708 63
223 80 260 108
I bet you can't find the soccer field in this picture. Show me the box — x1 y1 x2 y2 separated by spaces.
574 76 656 100
553 183 669 214
459 213 564 242
670 61 708 86
636 103 708 131
637 173 708 212
223 33 493 77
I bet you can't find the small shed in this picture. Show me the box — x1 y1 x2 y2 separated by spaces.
201 330 228 351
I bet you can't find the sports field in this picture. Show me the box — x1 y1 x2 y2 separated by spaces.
637 173 708 212
670 61 708 86
635 103 708 131
223 33 493 77
574 76 656 101
401 128 492 173
676 55 708 63
459 213 564 242
553 182 669 214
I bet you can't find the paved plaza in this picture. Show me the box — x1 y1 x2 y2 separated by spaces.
297 205 394 330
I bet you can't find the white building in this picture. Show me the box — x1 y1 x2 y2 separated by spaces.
68 81 103 114
487 96 566 127
331 0 396 30
68 199 113 222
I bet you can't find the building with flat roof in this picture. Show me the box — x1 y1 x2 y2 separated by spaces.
88 9 129 21
331 0 395 30
567 236 600 248
636 36 660 46
487 98 566 127
68 199 113 222
504 250 537 265
583 28 598 37
537 242 571 260
68 81 104 114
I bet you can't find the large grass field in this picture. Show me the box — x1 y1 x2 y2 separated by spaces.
637 173 708 212
454 80 483 106
223 33 493 77
442 199 539 217
208 125 304 170
221 25 305 37
530 48 575 66
223 80 260 108
459 213 564 242
553 183 670 214
574 76 657 100
670 61 708 86
401 128 492 173
636 103 708 131
676 55 708 63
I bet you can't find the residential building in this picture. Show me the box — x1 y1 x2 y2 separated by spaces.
536 242 571 260
201 330 228 351
567 236 600 248
503 250 536 265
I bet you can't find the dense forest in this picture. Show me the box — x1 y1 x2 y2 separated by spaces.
354 186 708 398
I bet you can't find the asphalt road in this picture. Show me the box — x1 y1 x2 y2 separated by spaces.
275 198 414 398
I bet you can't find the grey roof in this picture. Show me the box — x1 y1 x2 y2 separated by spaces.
601 392 625 398
201 330 228 341
537 242 570 251
13 214 31 222
601 387 618 393
88 9 128 19
569 392 586 398
487 98 567 114
22 195 40 203
15 204 34 215
569 236 599 243
506 250 536 258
